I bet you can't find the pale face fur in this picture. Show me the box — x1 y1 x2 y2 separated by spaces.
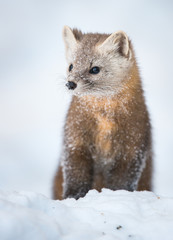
63 26 135 97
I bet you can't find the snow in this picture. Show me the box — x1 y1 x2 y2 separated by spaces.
0 189 173 240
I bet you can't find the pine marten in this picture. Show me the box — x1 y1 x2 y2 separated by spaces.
53 26 153 200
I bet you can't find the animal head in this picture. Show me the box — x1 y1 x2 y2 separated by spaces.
63 26 135 97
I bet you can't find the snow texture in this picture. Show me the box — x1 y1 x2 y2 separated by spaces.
0 189 173 240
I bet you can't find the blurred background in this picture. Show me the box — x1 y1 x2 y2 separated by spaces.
0 0 173 197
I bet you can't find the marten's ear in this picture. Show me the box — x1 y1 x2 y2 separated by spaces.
63 26 77 59
98 31 131 58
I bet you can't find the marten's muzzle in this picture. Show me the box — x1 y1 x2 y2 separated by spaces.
66 81 77 90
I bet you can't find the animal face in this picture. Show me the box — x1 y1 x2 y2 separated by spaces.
63 26 134 97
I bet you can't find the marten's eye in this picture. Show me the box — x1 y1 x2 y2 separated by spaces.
89 66 100 74
69 64 73 72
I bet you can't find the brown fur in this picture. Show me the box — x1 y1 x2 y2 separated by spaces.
53 27 153 200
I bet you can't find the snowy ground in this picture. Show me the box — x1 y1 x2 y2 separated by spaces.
0 189 173 240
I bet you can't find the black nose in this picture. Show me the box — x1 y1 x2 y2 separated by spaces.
66 81 77 90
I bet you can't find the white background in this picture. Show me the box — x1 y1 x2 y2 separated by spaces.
0 0 173 197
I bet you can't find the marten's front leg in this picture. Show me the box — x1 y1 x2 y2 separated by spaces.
63 147 93 199
104 154 146 191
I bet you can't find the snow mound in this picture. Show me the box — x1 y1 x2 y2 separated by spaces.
0 189 173 240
